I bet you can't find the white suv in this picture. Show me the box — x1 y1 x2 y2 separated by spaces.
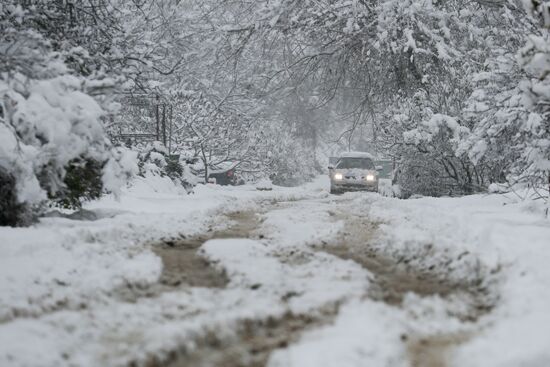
329 152 379 194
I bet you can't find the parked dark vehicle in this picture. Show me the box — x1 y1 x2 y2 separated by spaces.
208 169 241 186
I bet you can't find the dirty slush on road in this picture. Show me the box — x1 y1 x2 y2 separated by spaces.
135 197 497 367
138 206 338 367
319 210 496 367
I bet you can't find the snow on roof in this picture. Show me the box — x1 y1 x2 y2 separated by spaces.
339 151 374 159
209 161 238 174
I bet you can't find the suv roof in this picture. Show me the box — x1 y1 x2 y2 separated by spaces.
339 151 374 159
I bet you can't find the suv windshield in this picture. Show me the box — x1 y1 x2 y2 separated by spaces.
336 157 374 169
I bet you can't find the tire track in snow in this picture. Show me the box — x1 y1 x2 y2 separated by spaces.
314 204 496 367
139 202 346 367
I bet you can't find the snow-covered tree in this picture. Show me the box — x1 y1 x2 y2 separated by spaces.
511 0 550 192
0 1 137 225
212 0 543 195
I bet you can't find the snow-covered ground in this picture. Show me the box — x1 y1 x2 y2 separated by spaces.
1 175 549 367
0 175 323 323
0 175 353 366
270 191 550 367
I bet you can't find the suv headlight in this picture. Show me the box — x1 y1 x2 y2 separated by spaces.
334 173 343 180
366 174 375 181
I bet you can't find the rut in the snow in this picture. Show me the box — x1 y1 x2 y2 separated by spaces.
321 213 494 318
143 306 338 367
154 211 261 289
319 211 496 367
131 206 338 367
114 211 261 302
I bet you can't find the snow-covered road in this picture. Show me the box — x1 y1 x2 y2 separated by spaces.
1 177 549 367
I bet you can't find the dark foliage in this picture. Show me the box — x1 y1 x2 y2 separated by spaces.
49 158 105 209
0 167 30 226
165 155 184 181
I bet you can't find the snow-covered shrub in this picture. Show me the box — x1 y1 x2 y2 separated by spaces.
0 2 137 224
46 147 138 210
255 178 273 191
0 71 139 215
138 142 169 177
102 146 140 197
395 155 443 198
137 142 195 192
0 72 124 216
397 113 484 196
165 155 184 181
48 158 104 209
262 126 321 186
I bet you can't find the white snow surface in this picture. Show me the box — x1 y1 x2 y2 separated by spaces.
1 175 550 367
269 299 408 367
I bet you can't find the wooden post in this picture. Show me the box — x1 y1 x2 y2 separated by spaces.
162 104 167 146
169 104 173 155
155 95 160 141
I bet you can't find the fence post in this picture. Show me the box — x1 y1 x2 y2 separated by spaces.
155 95 160 141
162 104 167 146
169 104 173 155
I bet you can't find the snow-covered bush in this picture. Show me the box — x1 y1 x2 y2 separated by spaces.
259 123 321 186
138 142 169 176
0 70 139 216
267 146 320 186
0 2 138 225
137 142 195 192
255 178 273 191
48 158 104 210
